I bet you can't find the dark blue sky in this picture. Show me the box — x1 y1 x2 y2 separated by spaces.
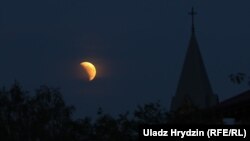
0 0 250 118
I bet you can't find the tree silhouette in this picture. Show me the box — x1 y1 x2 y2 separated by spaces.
133 101 170 124
0 83 75 141
0 81 30 140
0 82 183 140
229 72 246 84
28 86 75 141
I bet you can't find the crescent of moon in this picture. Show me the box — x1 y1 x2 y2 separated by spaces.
80 62 96 81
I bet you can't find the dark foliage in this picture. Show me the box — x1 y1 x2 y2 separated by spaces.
1 82 247 140
0 82 171 141
0 82 75 141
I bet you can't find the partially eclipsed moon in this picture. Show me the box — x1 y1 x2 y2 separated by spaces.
80 62 96 81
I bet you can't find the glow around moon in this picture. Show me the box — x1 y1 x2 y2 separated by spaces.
80 62 96 81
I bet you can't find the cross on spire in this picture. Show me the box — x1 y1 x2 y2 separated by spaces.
188 7 197 33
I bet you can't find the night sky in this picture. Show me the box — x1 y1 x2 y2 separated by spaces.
0 0 250 118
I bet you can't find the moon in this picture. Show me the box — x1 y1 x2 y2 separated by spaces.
80 62 96 81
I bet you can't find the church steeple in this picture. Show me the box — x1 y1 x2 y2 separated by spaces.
170 8 218 112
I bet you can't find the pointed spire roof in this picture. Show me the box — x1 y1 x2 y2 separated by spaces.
171 8 218 111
